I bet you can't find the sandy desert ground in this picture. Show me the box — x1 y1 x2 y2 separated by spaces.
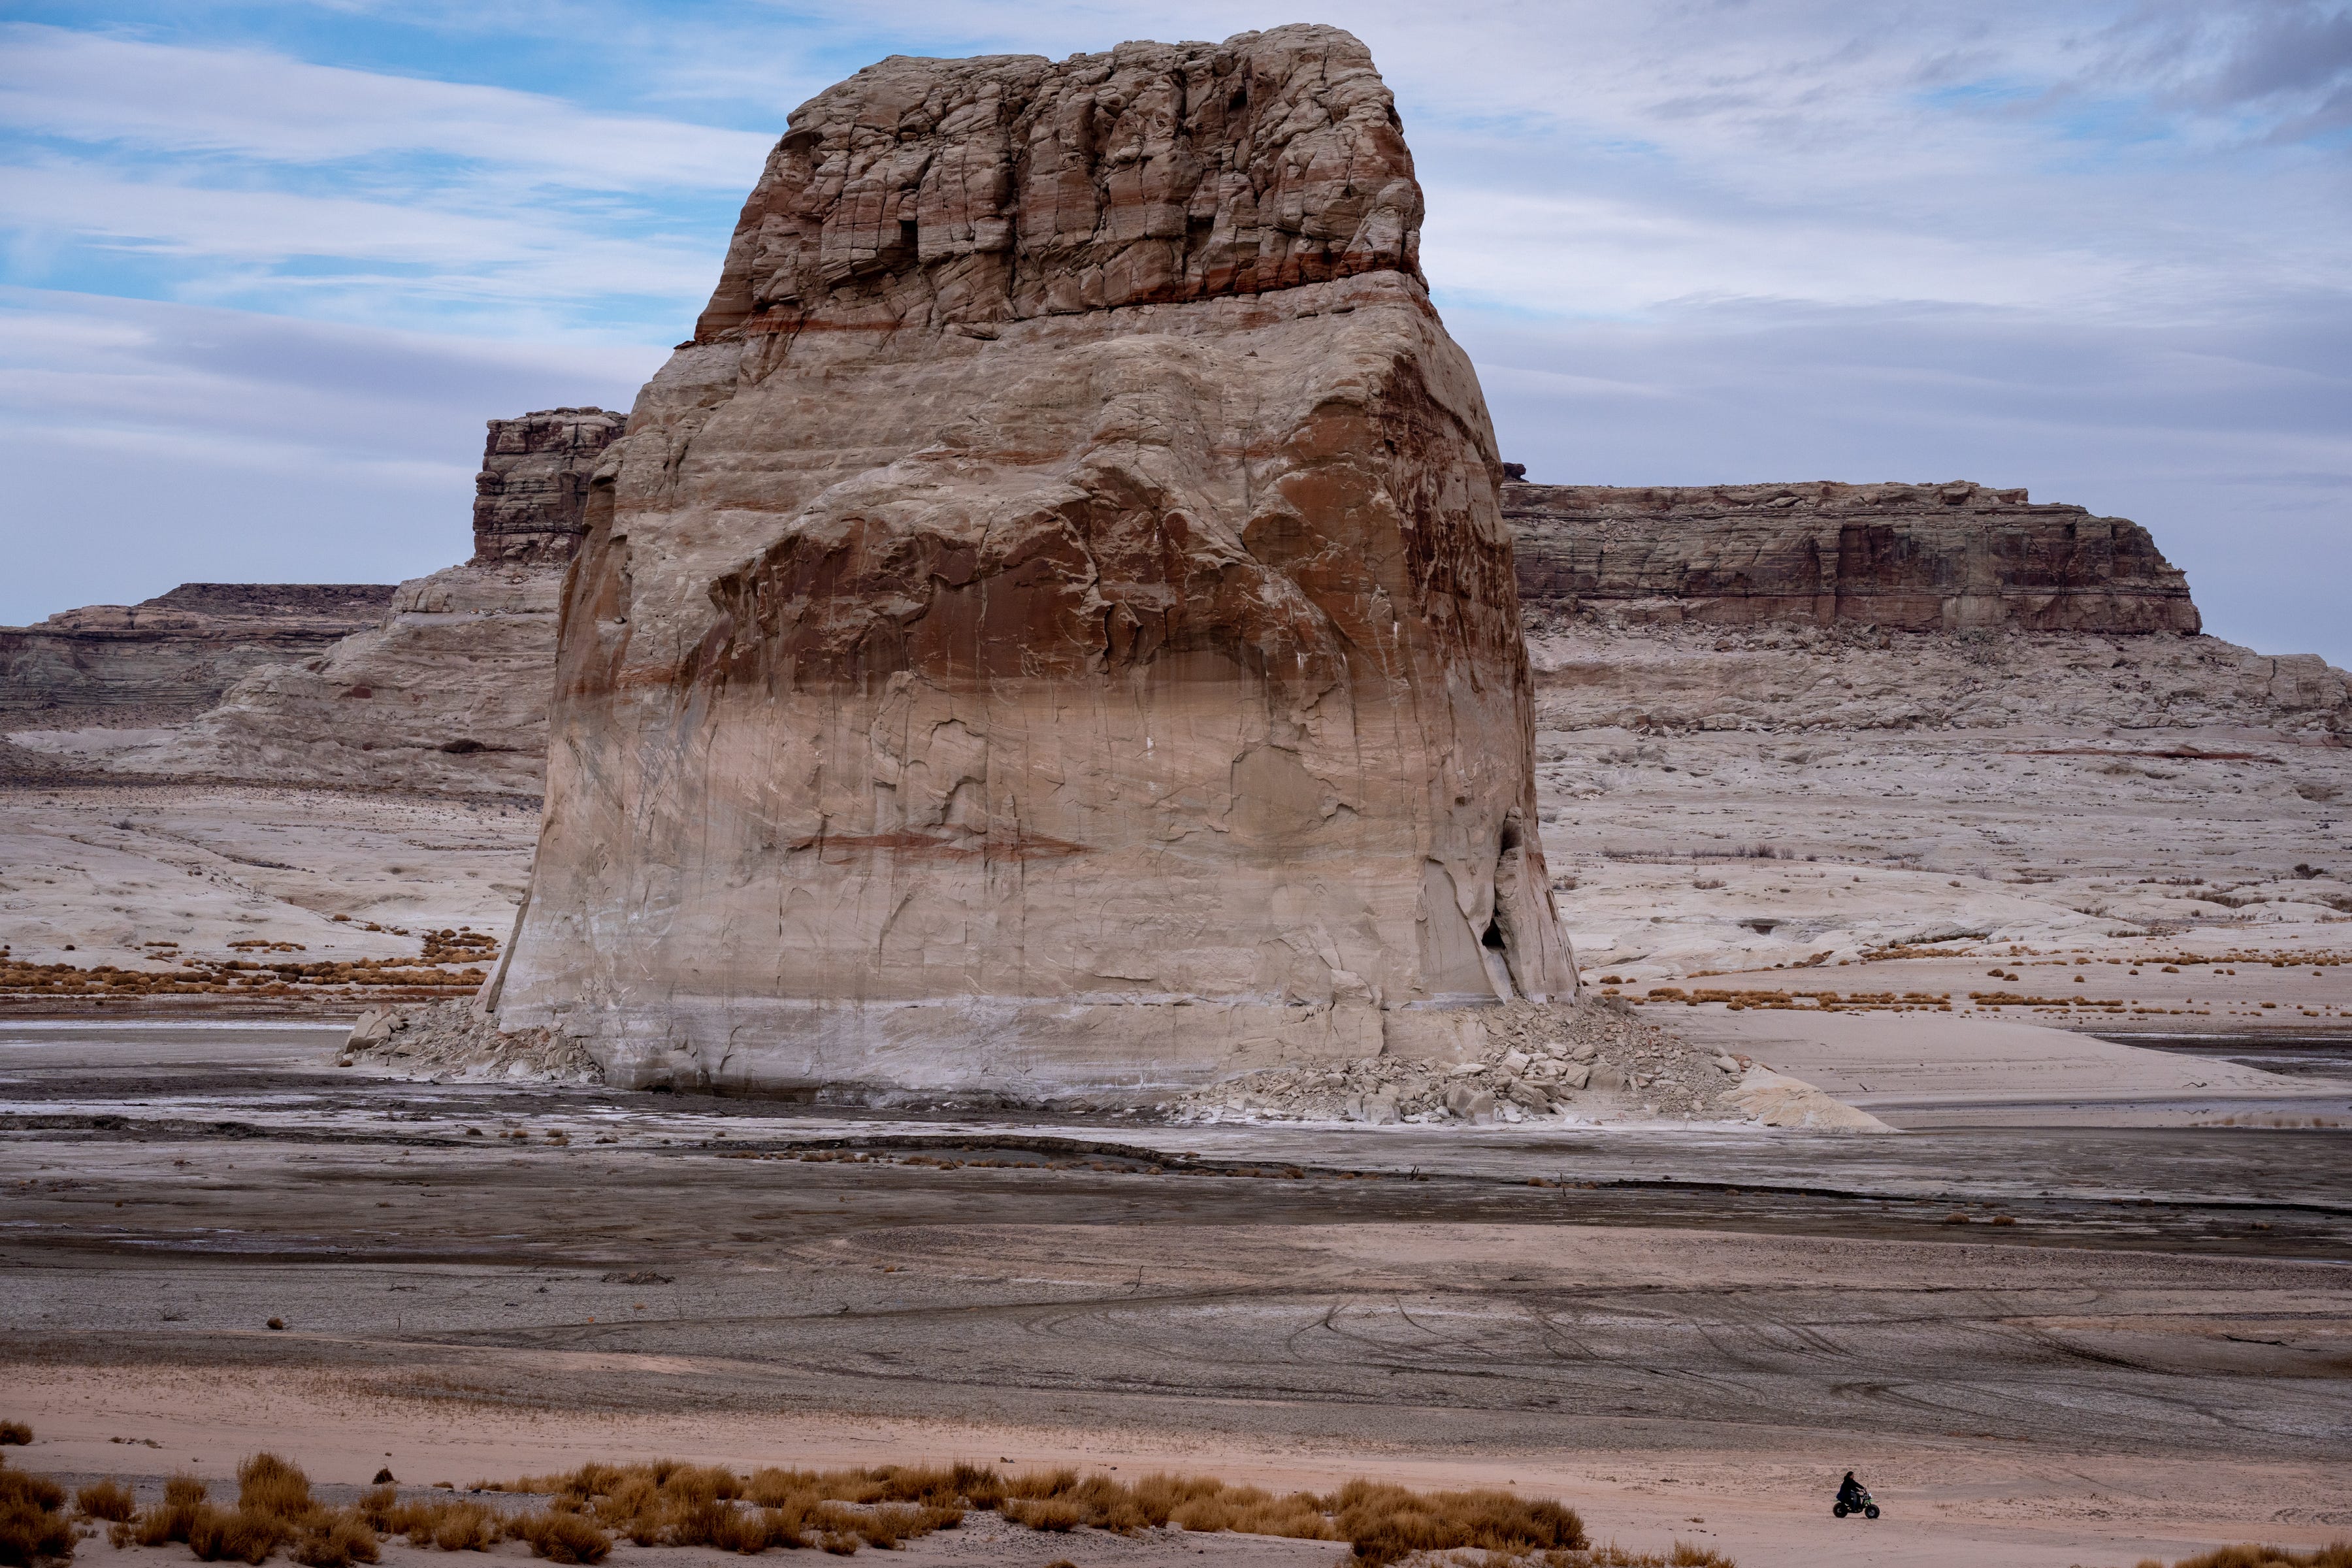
5 1020 2350 1568
7 633 2352 1568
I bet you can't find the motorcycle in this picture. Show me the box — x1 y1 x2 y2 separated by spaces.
1831 1484 1880 1520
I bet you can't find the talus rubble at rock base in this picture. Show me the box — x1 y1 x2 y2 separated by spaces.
1172 996 1891 1130
489 25 1579 1096
343 999 602 1084
342 992 1885 1132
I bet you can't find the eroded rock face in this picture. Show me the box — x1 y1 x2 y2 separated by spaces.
692 32 1420 339
39 412 623 794
0 583 396 720
491 25 1576 1094
1507 480 2202 634
473 408 629 564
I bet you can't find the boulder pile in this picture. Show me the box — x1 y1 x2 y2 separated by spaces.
1173 998 1757 1124
342 999 602 1083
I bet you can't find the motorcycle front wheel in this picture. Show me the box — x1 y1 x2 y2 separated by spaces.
1864 1505 1880 1520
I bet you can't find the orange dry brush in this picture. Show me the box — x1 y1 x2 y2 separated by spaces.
106 1456 384 1568
2145 1546 2352 1568
485 1462 1625 1564
0 1468 74 1568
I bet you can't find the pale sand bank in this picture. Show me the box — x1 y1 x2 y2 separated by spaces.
9 1367 2347 1568
1671 1008 2344 1124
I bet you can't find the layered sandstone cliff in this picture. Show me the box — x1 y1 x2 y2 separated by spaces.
25 411 623 793
487 26 1577 1093
1505 480 2200 634
472 408 628 564
0 583 395 720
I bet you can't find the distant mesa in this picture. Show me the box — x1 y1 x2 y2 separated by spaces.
0 582 396 720
1505 478 2200 634
0 408 622 793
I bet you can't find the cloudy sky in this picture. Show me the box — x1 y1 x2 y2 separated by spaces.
4 1 2348 661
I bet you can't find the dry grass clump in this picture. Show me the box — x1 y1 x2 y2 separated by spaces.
362 1491 501 1552
982 1470 1335 1539
2144 1545 2352 1568
482 1460 1714 1566
506 1509 611 1565
1330 1482 1585 1567
72 1482 135 1523
112 1457 379 1568
236 1454 314 1522
1001 1499 1085 1532
353 1484 610 1562
0 1426 30 1448
1 1467 74 1567
500 1462 957 1556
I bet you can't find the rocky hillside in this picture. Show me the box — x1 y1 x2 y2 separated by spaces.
1505 478 2200 634
0 581 395 721
8 408 623 794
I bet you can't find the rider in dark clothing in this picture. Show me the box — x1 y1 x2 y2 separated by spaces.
1836 1472 1866 1509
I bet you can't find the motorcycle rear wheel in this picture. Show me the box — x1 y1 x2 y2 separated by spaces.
1832 1504 1848 1518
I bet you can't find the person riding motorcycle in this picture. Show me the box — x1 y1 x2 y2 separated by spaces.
1833 1472 1878 1518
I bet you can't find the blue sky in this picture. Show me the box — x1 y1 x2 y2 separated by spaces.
3 0 2348 662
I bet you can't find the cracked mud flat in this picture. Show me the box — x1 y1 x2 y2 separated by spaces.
6 1025 2349 1568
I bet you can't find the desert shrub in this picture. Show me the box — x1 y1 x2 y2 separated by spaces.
1661 1546 1737 1567
480 1458 1620 1563
353 1487 399 1532
666 1498 774 1552
123 1477 211 1548
73 1481 135 1522
498 1462 962 1552
1577 1546 1737 1567
854 1504 932 1549
0 1469 74 1567
1002 1469 1079 1503
507 1509 610 1565
185 1503 287 1564
288 1514 380 1568
237 1454 314 1520
1002 1499 1084 1532
653 1465 741 1505
1331 1481 1585 1567
0 1426 29 1448
948 1464 1004 1510
2154 1546 2352 1568
397 1499 502 1552
866 1467 962 1507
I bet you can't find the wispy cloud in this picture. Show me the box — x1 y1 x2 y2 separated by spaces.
0 287 657 614
0 0 2345 661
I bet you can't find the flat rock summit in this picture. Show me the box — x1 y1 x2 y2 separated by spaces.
1505 478 2200 634
485 25 1578 1092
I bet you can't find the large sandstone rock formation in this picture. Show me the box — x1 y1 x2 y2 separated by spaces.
23 411 622 794
488 26 1578 1094
0 583 395 720
472 408 629 564
1506 479 2201 634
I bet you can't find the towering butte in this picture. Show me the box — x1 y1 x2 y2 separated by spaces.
489 25 1578 1092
